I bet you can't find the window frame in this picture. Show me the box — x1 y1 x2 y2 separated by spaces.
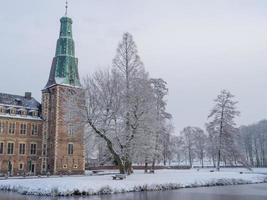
68 124 74 136
30 143 37 155
19 143 26 155
7 142 14 155
0 121 4 133
18 162 24 170
8 122 16 134
0 142 4 154
31 124 38 135
67 143 74 155
20 123 27 135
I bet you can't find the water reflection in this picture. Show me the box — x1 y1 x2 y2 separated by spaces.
0 183 267 200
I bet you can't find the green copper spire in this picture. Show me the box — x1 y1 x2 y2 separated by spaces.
45 13 81 88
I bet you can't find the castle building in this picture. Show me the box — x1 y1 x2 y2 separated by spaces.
0 11 85 176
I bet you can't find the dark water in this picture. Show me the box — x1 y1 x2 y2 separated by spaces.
0 183 267 200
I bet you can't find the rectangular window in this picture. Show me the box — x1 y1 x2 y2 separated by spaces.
68 124 74 136
30 143 37 155
0 121 4 133
7 142 14 154
19 143 26 155
0 107 4 113
10 108 16 115
20 123 27 135
0 142 4 154
19 163 24 170
31 124 38 135
68 143 74 155
42 144 46 156
9 123 15 134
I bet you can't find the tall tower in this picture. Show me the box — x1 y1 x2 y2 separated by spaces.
41 6 85 175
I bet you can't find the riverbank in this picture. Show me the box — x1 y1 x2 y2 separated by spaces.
0 169 266 196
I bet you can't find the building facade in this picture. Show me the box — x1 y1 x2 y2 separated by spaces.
0 14 85 176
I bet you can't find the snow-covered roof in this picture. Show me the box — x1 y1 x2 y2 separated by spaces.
0 113 42 121
0 92 41 110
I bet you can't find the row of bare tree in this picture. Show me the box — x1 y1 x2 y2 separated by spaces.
170 90 266 170
66 33 266 174
239 120 267 167
175 90 241 170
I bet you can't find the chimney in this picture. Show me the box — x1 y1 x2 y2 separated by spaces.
25 92 32 100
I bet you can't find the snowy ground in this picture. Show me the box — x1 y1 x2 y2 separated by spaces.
0 168 266 196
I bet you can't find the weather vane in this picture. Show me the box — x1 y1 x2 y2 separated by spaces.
65 0 68 16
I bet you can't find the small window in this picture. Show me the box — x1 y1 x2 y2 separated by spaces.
0 107 5 114
68 124 74 136
8 123 15 134
19 143 26 155
10 108 16 115
68 143 73 155
31 124 38 135
0 142 4 154
7 142 14 154
63 164 67 169
32 111 38 117
0 121 4 133
21 110 27 116
20 123 27 135
42 144 46 156
30 143 37 155
73 164 78 169
18 163 24 170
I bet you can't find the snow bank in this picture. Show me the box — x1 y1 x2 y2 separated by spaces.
0 169 266 196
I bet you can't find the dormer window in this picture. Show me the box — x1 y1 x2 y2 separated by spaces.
9 107 16 115
29 110 38 117
0 106 5 114
19 109 27 116
33 111 38 117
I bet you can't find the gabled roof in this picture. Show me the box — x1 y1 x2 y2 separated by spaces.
0 92 41 110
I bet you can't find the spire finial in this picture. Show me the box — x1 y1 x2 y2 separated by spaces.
65 0 68 16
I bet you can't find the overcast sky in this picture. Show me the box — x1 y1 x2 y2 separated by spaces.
1 0 267 133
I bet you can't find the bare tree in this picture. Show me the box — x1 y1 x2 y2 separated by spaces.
193 128 207 168
150 78 172 169
180 127 197 168
207 89 240 171
64 33 172 175
239 120 267 167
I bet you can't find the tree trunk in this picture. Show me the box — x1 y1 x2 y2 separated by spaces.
125 160 133 175
88 119 125 174
152 159 155 171
217 149 221 171
144 162 148 173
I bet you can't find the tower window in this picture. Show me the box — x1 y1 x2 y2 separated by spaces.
68 143 73 155
68 124 74 136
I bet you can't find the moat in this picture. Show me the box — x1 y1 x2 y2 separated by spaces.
0 183 267 200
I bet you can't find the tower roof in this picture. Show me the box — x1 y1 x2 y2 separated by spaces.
45 13 81 89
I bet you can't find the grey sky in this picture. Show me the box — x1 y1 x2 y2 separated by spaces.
1 0 267 133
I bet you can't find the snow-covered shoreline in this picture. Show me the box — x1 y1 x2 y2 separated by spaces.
0 169 266 196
